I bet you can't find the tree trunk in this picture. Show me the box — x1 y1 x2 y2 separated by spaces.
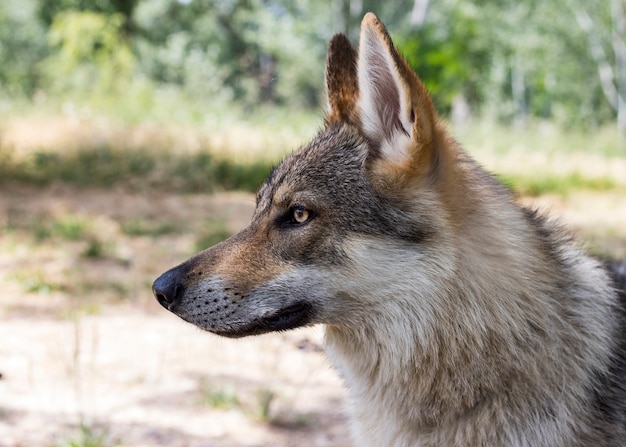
570 2 626 132
411 0 430 27
611 0 626 132
512 56 527 128
341 0 351 39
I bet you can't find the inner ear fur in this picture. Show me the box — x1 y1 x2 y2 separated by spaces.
325 33 359 126
358 13 440 181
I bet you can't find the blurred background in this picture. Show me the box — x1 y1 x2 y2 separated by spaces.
1 0 625 446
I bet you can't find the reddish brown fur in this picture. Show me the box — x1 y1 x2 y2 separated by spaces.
325 33 360 126
186 223 287 296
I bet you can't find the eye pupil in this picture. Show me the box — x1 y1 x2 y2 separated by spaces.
293 207 310 224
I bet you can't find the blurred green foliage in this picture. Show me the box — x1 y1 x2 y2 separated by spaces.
1 0 625 128
0 1 47 96
395 3 490 114
44 10 134 94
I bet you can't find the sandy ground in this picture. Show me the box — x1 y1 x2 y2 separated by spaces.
0 184 625 447
0 310 349 447
0 185 350 447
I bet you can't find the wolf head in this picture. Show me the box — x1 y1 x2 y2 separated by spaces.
152 13 460 338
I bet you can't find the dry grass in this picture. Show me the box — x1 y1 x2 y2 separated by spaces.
2 111 624 196
0 109 319 193
457 120 626 195
1 106 316 162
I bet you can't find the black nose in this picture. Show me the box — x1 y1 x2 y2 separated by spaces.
152 268 186 310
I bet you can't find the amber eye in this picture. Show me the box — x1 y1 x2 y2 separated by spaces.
293 207 310 224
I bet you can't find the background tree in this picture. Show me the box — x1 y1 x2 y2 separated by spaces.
569 0 626 132
0 0 624 131
43 10 135 95
0 1 47 96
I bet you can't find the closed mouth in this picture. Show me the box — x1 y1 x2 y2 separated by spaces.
213 302 313 338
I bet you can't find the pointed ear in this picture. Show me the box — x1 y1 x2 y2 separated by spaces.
357 13 438 176
325 33 359 125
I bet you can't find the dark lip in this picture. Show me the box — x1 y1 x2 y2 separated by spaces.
212 302 313 338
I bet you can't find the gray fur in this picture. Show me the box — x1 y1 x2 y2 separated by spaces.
153 13 626 446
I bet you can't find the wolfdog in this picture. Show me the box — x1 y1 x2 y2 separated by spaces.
153 13 626 446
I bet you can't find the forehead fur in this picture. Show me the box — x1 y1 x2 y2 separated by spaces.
256 124 368 211
255 124 434 243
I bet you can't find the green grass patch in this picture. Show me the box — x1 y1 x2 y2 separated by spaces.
10 271 62 294
170 152 273 193
499 172 619 197
197 381 240 410
81 238 108 259
32 222 53 241
0 144 273 193
61 302 103 319
256 387 277 422
120 218 177 237
54 424 112 447
52 215 91 240
23 274 58 294
24 214 91 242
459 120 626 158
